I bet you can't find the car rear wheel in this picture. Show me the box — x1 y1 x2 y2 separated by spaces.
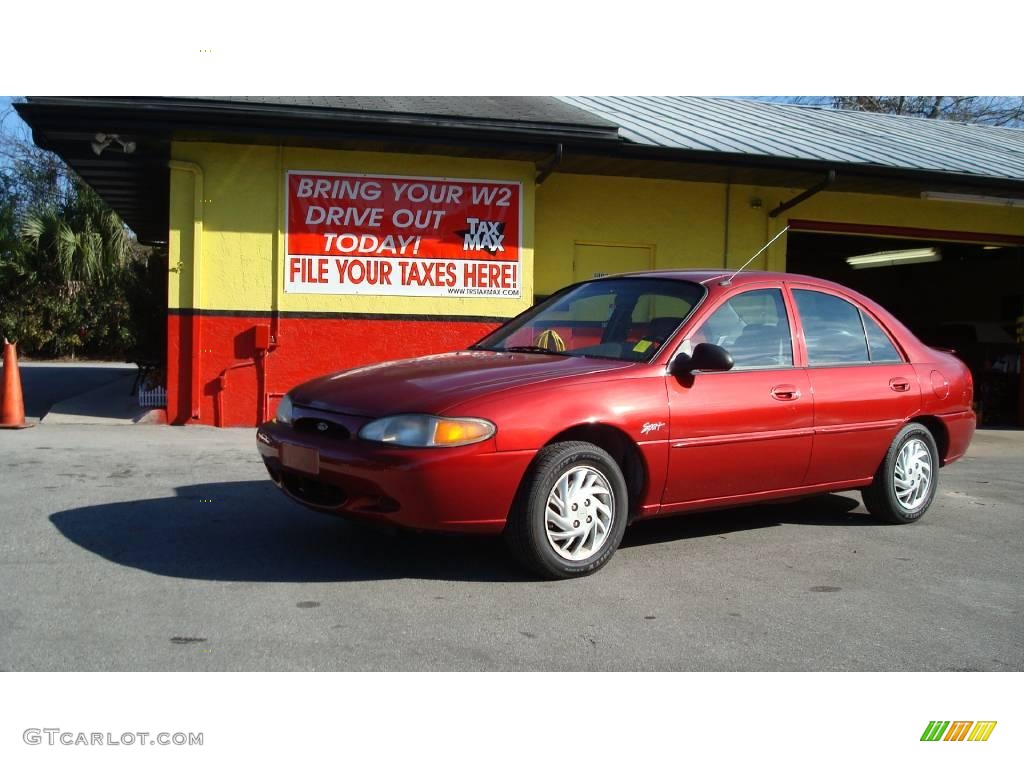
862 423 939 523
505 441 629 579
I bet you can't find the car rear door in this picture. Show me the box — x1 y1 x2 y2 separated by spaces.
662 285 814 507
789 285 921 485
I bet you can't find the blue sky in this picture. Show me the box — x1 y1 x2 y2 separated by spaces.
1 96 29 136
1 96 32 172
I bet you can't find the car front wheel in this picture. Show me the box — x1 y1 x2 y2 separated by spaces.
862 423 940 523
505 441 629 579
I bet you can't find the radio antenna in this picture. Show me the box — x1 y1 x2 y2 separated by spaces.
720 225 790 285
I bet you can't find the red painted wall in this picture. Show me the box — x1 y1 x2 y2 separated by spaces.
167 314 500 427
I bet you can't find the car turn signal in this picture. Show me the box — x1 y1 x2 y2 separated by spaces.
433 418 493 446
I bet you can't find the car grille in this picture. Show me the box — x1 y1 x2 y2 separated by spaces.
294 417 351 440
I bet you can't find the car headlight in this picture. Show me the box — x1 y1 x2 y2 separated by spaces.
358 414 495 447
275 394 294 424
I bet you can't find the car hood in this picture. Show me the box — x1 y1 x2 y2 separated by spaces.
289 351 635 417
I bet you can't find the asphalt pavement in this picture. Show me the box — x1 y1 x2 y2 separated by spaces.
0 423 1021 671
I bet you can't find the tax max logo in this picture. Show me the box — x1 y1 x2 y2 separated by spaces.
920 721 997 742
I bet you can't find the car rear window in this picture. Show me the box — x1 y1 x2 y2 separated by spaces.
793 290 871 365
862 311 903 362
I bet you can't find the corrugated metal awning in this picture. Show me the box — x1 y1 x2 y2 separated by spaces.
560 96 1024 183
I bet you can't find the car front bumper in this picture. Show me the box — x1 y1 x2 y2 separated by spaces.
256 419 535 534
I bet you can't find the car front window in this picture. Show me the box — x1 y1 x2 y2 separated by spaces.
472 278 705 362
686 288 794 369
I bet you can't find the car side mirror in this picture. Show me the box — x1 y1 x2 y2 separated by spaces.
670 343 735 376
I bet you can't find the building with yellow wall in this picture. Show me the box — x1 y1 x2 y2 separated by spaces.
17 97 1024 426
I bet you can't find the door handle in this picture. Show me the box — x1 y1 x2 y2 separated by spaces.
770 385 801 401
889 377 911 392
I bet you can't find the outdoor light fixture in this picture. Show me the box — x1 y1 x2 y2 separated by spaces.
91 133 111 155
91 133 136 156
845 248 941 270
921 191 1024 208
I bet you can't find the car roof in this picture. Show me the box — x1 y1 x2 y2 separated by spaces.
609 268 845 291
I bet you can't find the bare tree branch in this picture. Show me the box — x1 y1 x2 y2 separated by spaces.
767 96 1024 127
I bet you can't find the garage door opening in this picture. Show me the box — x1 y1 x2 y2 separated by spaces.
786 228 1023 427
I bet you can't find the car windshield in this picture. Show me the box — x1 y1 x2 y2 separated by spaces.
471 277 706 362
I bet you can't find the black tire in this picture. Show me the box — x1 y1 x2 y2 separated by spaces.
862 423 940 524
505 441 630 579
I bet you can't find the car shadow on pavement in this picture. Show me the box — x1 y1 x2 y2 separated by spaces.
621 493 872 549
49 480 531 583
51 480 875 583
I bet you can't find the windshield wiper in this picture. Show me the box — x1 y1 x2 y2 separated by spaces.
502 345 567 356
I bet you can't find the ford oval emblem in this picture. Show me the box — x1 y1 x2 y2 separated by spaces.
316 422 329 432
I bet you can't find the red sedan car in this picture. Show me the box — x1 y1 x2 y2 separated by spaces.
257 271 975 578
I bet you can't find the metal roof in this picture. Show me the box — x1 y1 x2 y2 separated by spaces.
560 96 1024 183
201 96 617 130
14 96 621 242
16 96 1024 243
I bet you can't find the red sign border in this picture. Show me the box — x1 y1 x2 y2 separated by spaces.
283 169 524 297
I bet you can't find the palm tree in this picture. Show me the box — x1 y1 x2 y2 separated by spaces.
19 180 131 285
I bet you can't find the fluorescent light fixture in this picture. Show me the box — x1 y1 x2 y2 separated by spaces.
922 191 1024 208
846 248 941 270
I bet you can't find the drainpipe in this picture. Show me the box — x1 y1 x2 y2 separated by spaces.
168 160 205 421
535 144 564 186
769 170 836 218
215 357 258 428
722 182 731 268
259 145 287 424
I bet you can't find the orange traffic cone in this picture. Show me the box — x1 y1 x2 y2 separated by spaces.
1 338 34 429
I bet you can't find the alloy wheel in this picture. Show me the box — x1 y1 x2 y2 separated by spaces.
894 437 932 510
544 465 615 561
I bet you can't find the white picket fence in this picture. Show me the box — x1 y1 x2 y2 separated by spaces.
138 385 167 408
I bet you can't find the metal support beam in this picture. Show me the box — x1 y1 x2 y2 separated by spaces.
769 170 836 218
535 143 564 185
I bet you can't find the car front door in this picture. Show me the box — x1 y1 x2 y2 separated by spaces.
790 286 921 485
662 286 814 509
